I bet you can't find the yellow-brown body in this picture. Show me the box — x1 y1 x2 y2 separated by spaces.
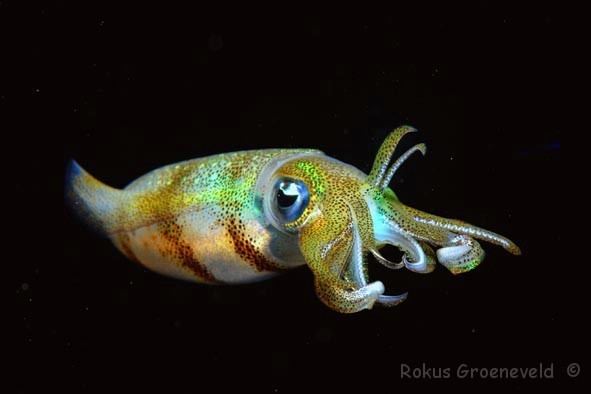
66 126 520 313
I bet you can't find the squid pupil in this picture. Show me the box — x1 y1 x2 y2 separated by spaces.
277 187 298 208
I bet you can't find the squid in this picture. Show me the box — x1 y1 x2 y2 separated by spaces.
65 126 520 313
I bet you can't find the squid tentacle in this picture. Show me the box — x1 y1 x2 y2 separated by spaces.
403 241 437 274
370 248 404 270
313 278 385 313
345 216 408 307
376 197 517 275
368 126 417 187
373 209 429 273
345 207 366 286
436 235 486 274
347 205 408 307
377 292 408 307
299 208 387 313
380 143 427 190
397 203 521 255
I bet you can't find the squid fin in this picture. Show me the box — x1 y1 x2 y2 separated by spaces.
65 160 125 236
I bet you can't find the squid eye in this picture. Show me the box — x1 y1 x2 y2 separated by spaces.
272 178 309 223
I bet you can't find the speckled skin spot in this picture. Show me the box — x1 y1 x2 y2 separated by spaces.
225 217 286 273
66 126 520 313
158 220 217 283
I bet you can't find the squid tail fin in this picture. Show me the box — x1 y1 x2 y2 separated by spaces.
65 160 125 236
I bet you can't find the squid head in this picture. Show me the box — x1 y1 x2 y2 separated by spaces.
256 126 520 313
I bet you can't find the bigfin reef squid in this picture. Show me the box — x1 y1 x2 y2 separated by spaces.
65 126 520 313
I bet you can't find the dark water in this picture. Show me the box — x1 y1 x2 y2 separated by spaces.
19 3 574 392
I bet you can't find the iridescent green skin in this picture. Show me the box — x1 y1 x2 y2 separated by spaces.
66 126 520 313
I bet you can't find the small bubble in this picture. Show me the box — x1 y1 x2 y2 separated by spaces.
21 283 29 291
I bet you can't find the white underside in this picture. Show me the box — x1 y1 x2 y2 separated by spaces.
113 209 296 284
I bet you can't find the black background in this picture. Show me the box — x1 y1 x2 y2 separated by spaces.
15 1 575 392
